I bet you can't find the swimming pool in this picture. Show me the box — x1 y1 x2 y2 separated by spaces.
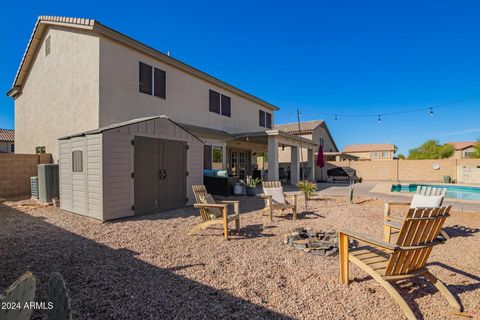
391 184 480 201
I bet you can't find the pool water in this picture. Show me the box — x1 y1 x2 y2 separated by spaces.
391 184 480 201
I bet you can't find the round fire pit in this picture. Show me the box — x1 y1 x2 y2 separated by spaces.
284 228 353 256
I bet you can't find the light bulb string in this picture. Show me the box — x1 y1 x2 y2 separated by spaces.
304 94 479 121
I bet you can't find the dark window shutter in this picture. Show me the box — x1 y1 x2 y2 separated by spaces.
209 90 220 114
154 68 166 98
203 145 212 169
266 112 272 129
221 95 231 117
259 110 266 127
139 62 153 95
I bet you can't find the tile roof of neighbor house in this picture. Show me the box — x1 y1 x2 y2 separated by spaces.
7 16 278 111
447 141 477 150
344 143 396 153
0 129 14 142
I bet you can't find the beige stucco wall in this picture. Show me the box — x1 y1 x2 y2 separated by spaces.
14 26 100 161
98 36 273 133
452 147 477 159
0 142 14 153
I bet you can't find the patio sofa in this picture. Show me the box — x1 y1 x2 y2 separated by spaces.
203 169 240 196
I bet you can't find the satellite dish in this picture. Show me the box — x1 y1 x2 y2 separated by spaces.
432 163 440 170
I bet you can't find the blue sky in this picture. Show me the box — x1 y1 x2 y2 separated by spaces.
1 1 480 155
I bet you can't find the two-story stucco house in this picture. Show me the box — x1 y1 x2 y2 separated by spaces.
343 144 397 160
7 16 317 219
275 120 338 181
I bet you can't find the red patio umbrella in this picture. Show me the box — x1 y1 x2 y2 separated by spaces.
316 144 325 168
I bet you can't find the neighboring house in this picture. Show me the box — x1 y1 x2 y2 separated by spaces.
276 120 338 181
343 144 397 160
7 16 317 219
0 129 15 153
447 141 478 159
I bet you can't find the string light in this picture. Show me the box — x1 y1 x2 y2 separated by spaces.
311 94 478 123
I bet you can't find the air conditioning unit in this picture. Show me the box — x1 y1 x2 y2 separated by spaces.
31 176 39 199
38 164 59 203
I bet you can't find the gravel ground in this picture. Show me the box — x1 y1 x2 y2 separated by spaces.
0 196 479 320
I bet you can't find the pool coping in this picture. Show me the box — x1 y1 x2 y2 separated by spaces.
369 182 480 205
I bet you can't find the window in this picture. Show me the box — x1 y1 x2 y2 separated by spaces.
464 150 476 158
259 110 266 127
45 35 51 56
209 90 220 113
381 151 390 158
72 150 83 173
370 152 379 158
266 112 272 129
319 137 325 147
154 68 166 98
212 146 223 169
221 95 231 117
35 146 46 154
259 110 272 128
10 144 14 153
139 62 153 95
209 90 231 117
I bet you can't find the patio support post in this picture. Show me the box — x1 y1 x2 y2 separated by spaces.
307 148 315 182
267 136 279 181
291 146 300 185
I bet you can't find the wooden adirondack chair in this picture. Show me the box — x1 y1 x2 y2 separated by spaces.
384 186 448 242
261 181 298 221
189 185 240 240
339 206 462 320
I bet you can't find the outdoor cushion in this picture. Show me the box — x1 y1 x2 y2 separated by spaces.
199 194 222 218
203 169 215 177
410 194 443 208
264 187 286 204
216 170 228 177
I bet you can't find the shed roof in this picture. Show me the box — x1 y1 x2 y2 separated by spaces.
344 143 396 152
58 116 203 142
7 16 278 111
0 129 14 142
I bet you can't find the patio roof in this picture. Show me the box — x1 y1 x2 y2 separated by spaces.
232 130 318 148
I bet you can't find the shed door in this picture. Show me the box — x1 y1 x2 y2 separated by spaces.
134 136 187 215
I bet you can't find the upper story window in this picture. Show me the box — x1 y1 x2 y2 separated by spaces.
381 151 390 158
370 151 379 158
259 110 272 129
35 146 46 154
139 62 166 98
209 90 231 117
319 137 325 147
45 35 51 56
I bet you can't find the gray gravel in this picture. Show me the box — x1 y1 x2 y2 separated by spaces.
0 196 479 320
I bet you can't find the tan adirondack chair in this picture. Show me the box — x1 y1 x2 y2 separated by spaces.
261 181 298 221
384 186 449 242
339 206 462 320
189 185 240 240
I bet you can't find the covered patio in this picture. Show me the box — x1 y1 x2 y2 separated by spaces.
230 130 318 184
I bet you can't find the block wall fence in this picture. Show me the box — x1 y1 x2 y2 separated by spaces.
321 158 480 183
0 153 52 197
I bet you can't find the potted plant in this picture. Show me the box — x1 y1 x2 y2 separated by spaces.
245 176 260 196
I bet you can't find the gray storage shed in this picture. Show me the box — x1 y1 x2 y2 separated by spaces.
58 116 204 221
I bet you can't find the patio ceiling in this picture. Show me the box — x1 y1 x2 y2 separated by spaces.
232 130 318 149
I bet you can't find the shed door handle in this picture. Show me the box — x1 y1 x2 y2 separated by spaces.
159 169 167 179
